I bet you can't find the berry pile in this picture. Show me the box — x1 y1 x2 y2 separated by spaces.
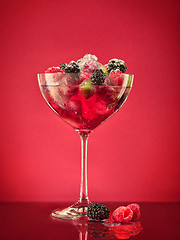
44 54 128 99
87 202 141 223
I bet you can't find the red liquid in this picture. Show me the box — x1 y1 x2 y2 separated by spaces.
40 84 131 132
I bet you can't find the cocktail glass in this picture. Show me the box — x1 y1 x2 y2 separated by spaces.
38 71 133 220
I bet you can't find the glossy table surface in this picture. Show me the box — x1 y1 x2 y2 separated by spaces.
0 202 179 240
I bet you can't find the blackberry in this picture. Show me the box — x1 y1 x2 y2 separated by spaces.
90 69 105 85
107 59 127 73
87 203 110 221
65 61 80 73
59 63 67 70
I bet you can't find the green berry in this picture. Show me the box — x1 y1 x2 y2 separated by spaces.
80 80 95 99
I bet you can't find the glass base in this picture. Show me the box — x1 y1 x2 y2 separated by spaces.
52 199 92 220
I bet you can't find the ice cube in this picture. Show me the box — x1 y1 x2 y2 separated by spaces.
49 82 70 108
77 54 102 74
78 54 98 63
94 101 107 115
68 99 82 116
45 72 64 86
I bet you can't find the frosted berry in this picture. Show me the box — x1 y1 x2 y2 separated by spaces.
112 206 133 223
90 69 105 85
77 54 100 73
59 63 68 70
45 67 65 73
109 70 124 86
127 203 141 220
65 61 80 73
107 59 127 73
79 72 90 84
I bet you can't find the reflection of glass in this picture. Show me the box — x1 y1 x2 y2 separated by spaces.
72 221 88 240
38 72 133 220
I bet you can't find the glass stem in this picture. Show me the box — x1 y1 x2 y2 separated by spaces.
78 132 90 204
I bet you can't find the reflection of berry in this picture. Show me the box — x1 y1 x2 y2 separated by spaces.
87 203 110 221
111 221 142 239
90 69 105 85
107 59 127 73
127 203 141 220
112 206 133 223
65 61 80 73
45 67 65 73
88 222 109 239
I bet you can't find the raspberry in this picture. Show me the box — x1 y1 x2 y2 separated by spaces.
90 69 105 85
79 72 90 84
109 70 124 86
127 203 141 220
45 67 65 73
107 59 127 73
112 206 133 223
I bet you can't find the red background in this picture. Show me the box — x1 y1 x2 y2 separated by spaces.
0 0 179 202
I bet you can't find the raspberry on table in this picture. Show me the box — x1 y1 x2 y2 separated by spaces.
87 203 110 221
127 203 141 220
45 67 65 73
112 206 133 223
90 69 105 85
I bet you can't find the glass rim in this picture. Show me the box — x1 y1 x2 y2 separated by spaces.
37 72 134 87
37 72 134 77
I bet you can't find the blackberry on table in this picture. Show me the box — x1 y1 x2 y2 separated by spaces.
90 69 105 85
87 203 110 221
107 59 127 73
